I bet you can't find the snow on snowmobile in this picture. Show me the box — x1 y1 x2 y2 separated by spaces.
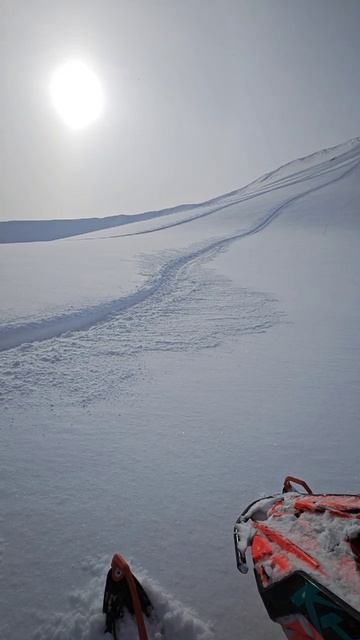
103 553 164 640
234 476 360 639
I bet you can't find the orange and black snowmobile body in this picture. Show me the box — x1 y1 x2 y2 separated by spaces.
234 477 360 639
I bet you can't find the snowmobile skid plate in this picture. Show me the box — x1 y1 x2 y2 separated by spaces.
234 476 360 639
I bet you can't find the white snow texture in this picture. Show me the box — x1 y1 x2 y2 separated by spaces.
1 137 360 640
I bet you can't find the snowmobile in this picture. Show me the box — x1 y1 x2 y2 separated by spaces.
234 476 360 639
103 553 159 640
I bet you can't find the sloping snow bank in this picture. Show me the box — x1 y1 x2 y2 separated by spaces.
1 137 359 244
2 136 359 350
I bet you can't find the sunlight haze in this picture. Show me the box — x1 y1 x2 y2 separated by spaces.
1 0 360 220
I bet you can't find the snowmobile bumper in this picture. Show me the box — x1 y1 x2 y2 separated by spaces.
234 477 360 639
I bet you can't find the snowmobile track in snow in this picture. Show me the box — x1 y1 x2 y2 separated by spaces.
0 147 359 353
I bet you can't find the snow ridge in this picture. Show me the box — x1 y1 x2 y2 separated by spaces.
0 137 359 244
112 137 360 239
1 141 359 352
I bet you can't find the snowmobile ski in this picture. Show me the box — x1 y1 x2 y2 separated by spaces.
103 553 164 640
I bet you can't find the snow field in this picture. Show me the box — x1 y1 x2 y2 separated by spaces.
1 137 360 639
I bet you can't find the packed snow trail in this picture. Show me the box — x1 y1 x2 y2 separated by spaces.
1 138 359 352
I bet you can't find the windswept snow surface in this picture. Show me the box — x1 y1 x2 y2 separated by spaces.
1 138 360 639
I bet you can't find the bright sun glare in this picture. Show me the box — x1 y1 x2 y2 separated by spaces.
50 60 104 130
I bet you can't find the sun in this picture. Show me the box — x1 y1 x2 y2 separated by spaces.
50 60 104 130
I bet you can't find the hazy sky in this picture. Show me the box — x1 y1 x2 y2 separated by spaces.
1 0 360 221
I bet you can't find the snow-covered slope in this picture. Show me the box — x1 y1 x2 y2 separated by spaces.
1 138 359 640
1 138 359 351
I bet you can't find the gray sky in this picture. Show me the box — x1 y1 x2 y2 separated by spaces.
1 0 360 221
